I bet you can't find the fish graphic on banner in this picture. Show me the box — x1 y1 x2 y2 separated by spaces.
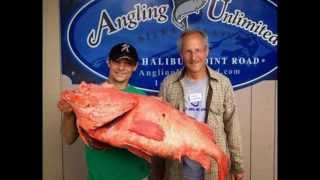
171 0 208 30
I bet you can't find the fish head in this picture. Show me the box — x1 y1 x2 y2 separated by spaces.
60 82 138 127
60 82 102 108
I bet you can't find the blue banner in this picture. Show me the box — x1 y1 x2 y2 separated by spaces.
60 0 277 94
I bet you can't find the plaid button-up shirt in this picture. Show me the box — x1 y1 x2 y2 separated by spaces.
159 66 244 180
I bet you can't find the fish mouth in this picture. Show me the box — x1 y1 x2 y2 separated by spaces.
79 127 110 150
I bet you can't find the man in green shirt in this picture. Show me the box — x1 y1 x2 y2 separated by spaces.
59 42 150 180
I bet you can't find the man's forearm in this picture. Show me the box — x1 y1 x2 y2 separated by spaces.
61 112 79 145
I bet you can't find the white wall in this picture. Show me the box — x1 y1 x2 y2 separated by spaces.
43 0 63 179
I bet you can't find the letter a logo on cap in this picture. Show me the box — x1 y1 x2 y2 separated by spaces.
121 43 130 53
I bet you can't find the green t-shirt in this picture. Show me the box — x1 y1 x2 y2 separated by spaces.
85 85 150 180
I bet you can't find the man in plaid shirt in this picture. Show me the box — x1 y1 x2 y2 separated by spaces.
151 28 245 180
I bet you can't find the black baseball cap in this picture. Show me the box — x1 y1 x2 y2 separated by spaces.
108 42 138 64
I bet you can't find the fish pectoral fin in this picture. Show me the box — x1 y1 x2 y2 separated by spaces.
129 120 165 141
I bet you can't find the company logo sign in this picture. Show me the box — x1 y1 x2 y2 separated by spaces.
62 0 277 93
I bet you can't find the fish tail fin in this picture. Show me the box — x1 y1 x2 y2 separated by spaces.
208 146 229 180
217 153 229 180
